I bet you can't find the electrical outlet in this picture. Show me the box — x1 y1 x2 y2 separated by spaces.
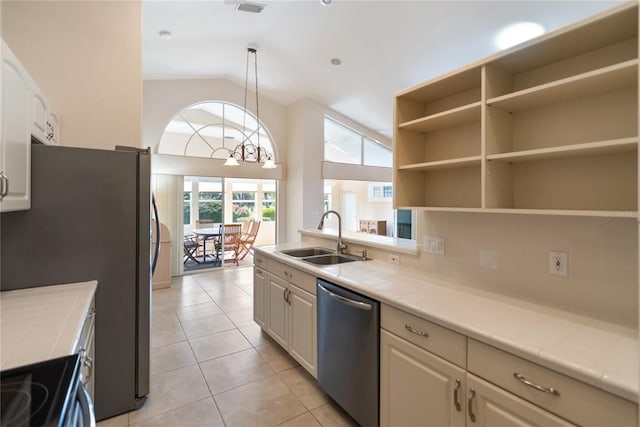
423 236 445 255
388 254 400 265
549 251 568 276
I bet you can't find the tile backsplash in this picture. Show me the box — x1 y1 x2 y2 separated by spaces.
305 212 638 329
419 212 638 328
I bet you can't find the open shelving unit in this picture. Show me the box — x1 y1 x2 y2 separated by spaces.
393 2 639 218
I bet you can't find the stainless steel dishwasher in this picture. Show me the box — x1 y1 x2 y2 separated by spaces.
317 278 379 427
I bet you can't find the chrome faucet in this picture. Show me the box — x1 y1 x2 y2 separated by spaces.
317 210 347 254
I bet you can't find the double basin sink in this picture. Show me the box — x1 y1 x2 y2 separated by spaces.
280 247 362 266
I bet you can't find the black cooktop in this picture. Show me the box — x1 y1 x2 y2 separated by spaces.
1 353 81 427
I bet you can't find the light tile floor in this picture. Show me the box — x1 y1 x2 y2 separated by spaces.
97 266 357 427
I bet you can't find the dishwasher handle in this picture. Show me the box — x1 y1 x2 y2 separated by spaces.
318 283 372 311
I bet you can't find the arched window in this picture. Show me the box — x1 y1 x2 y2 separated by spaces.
157 101 276 161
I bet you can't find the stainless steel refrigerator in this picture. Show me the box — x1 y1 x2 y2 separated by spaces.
1 143 156 421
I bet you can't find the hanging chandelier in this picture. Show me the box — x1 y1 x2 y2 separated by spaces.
224 46 276 169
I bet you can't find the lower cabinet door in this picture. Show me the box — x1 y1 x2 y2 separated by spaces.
466 374 575 427
253 266 267 328
288 285 317 378
380 329 466 427
266 274 288 348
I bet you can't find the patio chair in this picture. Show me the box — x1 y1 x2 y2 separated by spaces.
215 223 242 266
194 219 215 255
183 234 202 264
239 220 261 260
240 219 251 236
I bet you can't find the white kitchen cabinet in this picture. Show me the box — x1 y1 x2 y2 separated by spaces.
380 329 466 427
31 81 59 146
466 374 573 427
265 273 288 347
253 253 318 378
31 88 47 143
381 304 638 427
252 264 267 328
468 339 637 427
76 297 96 398
265 272 317 377
288 284 316 375
1 39 31 212
46 111 60 145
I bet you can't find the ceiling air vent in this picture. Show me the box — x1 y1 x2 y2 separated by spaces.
236 2 265 13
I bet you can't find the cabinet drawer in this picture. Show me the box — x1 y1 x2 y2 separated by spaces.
468 339 637 427
381 304 466 368
253 253 267 268
267 258 316 295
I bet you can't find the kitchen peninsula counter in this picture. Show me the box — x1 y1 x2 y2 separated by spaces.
1 281 97 370
254 243 638 403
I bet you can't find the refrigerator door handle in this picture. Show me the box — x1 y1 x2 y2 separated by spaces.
151 194 160 275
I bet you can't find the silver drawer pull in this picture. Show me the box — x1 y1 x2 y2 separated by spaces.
404 324 429 338
468 387 476 423
284 270 293 277
513 373 560 396
453 378 462 412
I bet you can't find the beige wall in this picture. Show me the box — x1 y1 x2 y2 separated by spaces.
305 212 638 329
284 99 324 242
420 212 637 328
2 1 142 150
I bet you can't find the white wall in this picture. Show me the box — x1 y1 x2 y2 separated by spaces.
284 99 324 242
2 1 142 150
284 98 393 242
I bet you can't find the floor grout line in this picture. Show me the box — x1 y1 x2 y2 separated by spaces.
103 265 338 427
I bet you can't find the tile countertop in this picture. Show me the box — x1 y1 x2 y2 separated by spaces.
255 243 639 403
1 281 97 370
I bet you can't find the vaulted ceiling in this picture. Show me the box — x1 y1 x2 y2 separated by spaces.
143 0 622 138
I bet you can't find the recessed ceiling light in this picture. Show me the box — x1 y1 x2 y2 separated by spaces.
331 58 341 66
320 0 332 5
495 22 544 50
158 30 172 40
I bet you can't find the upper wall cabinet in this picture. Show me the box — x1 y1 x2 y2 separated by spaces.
1 39 60 212
31 81 59 146
393 2 639 218
1 40 32 212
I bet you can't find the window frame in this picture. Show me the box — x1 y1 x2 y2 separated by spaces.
323 116 391 167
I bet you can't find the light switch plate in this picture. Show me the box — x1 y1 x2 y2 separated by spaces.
479 249 497 269
423 236 445 256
